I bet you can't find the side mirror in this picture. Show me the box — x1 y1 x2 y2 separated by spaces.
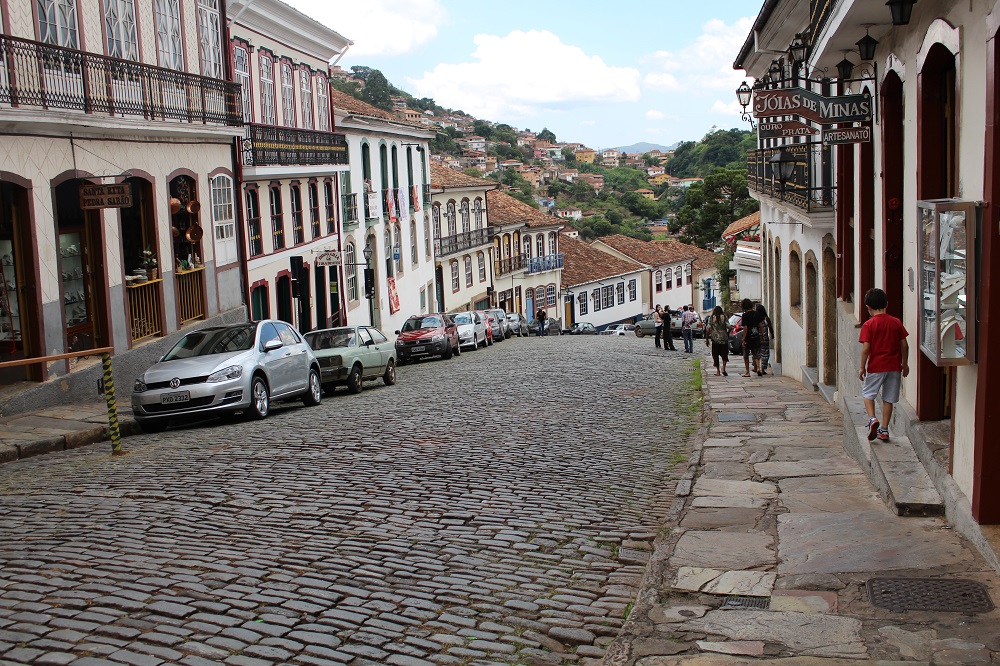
263 339 282 352
394 330 401 335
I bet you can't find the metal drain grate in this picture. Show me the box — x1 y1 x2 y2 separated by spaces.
866 578 995 613
722 595 770 610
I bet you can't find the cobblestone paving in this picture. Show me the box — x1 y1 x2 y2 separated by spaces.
0 336 701 666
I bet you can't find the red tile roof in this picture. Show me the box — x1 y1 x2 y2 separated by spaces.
721 211 761 240
485 190 562 229
650 239 718 271
560 235 643 288
430 163 497 190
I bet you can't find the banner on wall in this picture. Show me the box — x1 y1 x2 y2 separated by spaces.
387 276 400 314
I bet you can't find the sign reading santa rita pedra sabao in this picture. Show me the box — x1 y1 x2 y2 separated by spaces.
753 88 872 124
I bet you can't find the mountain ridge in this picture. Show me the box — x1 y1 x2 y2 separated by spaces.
613 141 680 154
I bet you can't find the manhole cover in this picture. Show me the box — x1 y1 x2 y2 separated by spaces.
866 578 995 613
722 595 770 610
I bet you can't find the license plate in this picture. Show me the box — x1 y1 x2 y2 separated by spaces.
161 391 190 404
411 345 425 352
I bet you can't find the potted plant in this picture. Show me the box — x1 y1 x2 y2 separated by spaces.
141 248 158 279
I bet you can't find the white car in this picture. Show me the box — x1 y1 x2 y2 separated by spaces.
601 324 636 336
453 311 488 350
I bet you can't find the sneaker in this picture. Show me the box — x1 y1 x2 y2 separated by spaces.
866 417 880 441
877 427 890 442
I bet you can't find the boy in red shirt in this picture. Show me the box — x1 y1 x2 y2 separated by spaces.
858 288 909 442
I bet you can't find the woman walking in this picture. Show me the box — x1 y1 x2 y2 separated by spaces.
704 305 730 376
756 303 775 375
740 298 762 377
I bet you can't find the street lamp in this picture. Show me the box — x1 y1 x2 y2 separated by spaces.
887 0 916 26
768 148 798 193
736 81 756 130
857 30 879 61
788 34 809 69
362 243 375 326
836 56 855 81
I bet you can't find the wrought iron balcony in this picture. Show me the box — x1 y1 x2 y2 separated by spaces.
0 34 241 125
495 254 526 276
745 144 833 212
242 123 348 167
527 253 564 274
342 193 359 228
435 227 493 257
422 184 431 207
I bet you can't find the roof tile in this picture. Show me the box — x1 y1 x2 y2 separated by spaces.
486 190 561 229
560 235 643 288
430 163 497 190
721 211 761 240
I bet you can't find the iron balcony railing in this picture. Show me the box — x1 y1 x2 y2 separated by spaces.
342 193 359 227
527 253 565 274
422 184 431 207
382 188 403 220
242 123 348 167
436 227 493 257
0 34 241 125
745 144 833 212
495 254 526 276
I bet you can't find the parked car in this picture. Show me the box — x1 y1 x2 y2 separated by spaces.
633 312 657 338
394 313 460 362
673 310 705 338
601 323 636 336
304 326 396 394
478 310 504 343
566 322 597 335
488 308 512 339
452 311 488 350
131 320 321 431
728 313 744 355
528 317 561 335
506 312 530 337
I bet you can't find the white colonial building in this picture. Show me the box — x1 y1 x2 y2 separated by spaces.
560 235 645 330
429 164 497 313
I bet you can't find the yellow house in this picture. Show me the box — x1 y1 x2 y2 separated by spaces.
648 173 671 186
636 188 655 200
574 148 596 164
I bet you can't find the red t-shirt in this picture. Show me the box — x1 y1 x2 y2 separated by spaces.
859 313 908 373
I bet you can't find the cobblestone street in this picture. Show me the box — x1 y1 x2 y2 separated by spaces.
0 336 701 666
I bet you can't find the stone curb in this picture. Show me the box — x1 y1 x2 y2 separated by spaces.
0 416 140 466
602 359 709 666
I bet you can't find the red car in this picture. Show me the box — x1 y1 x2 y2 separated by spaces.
475 310 495 346
394 313 461 363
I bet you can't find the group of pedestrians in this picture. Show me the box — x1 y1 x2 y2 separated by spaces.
652 304 702 352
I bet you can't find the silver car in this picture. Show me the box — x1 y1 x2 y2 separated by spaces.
452 312 488 350
131 320 322 431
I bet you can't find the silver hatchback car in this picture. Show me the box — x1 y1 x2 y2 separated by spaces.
131 320 322 431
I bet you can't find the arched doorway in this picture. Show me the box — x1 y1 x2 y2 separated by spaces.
276 274 293 324
881 70 905 321
805 255 818 370
773 242 782 365
0 181 41 382
823 243 837 386
55 178 110 353
916 42 957 421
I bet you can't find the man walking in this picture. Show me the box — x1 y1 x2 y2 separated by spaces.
536 308 547 337
653 305 664 348
681 305 698 353
664 308 677 350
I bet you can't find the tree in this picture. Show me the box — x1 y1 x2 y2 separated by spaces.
642 153 661 167
350 65 373 82
359 70 393 112
537 128 556 143
675 168 757 248
562 147 577 162
473 120 494 140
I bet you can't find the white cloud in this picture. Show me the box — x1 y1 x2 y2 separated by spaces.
645 109 665 120
409 30 641 120
644 17 753 94
711 99 744 116
281 0 447 57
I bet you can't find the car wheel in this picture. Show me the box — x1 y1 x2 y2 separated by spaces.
302 368 322 407
382 359 397 386
442 343 453 360
635 328 645 338
247 375 270 420
346 364 364 393
455 341 461 356
138 419 168 434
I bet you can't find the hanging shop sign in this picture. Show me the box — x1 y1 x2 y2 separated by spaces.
758 120 819 139
79 183 133 209
315 249 342 266
753 88 873 124
822 126 872 145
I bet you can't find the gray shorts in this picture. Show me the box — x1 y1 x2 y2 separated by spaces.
862 371 902 403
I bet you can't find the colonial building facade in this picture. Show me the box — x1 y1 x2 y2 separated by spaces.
560 235 644 330
738 0 1000 534
0 0 244 388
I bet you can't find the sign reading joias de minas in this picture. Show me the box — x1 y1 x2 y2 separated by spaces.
753 87 873 125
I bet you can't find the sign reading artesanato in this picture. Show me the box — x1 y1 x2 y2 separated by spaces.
753 87 872 125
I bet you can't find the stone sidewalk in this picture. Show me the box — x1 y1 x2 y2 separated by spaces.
0 402 135 464
604 364 1000 665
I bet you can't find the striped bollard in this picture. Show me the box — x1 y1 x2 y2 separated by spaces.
101 352 123 456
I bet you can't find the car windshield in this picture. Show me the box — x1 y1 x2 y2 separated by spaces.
305 328 356 350
506 314 518 320
401 316 443 331
162 324 257 360
453 313 473 325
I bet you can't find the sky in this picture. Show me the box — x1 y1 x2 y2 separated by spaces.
281 0 757 150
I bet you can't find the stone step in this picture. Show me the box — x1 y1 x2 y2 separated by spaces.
842 397 943 516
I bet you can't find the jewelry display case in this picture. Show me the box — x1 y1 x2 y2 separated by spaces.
917 199 977 366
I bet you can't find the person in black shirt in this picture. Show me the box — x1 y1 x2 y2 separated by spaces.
740 298 762 377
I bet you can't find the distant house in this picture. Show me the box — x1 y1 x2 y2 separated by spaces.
721 211 762 305
561 235 646 331
557 207 583 221
467 136 487 152
647 166 665 177
648 173 671 187
578 174 604 192
574 148 596 164
599 149 621 167
636 188 655 200
676 178 704 188
559 169 579 183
